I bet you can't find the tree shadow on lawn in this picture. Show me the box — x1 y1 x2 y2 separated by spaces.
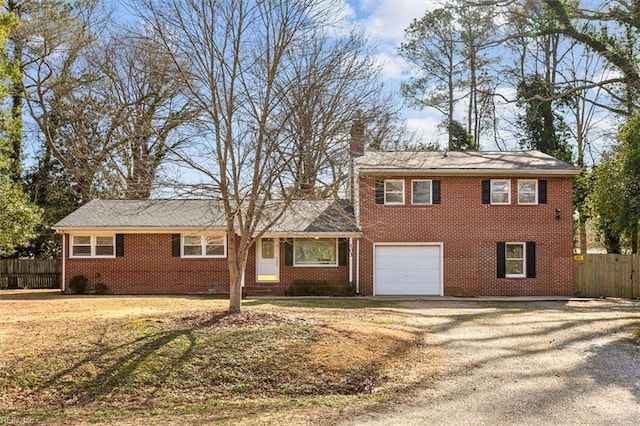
32 313 229 407
17 309 427 423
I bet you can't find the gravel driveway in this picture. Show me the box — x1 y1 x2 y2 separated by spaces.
342 299 640 426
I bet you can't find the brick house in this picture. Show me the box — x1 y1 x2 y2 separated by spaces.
54 149 579 297
352 150 579 296
54 199 359 295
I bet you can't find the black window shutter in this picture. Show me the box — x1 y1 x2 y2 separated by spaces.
526 242 536 278
171 234 181 257
432 180 441 204
497 242 506 278
284 238 294 266
375 180 384 204
338 239 348 266
115 234 124 257
482 180 491 204
538 180 547 204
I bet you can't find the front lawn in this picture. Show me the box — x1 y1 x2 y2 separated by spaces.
0 292 442 425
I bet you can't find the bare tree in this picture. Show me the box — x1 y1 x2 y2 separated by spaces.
21 3 194 202
134 0 349 312
562 48 613 254
280 28 399 198
93 34 197 198
21 2 112 202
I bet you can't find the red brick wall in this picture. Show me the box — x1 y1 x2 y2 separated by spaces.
244 239 350 293
63 234 349 295
64 234 230 294
357 175 575 296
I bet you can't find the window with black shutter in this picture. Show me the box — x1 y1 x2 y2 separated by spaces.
115 234 124 257
433 180 441 204
375 180 384 204
482 180 491 204
171 234 181 257
538 180 547 204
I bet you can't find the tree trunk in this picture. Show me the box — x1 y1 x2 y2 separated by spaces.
448 51 455 150
228 264 243 313
579 221 588 254
227 233 246 313
8 0 24 182
604 228 621 254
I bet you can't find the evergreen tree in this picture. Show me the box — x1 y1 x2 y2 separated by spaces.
0 9 40 256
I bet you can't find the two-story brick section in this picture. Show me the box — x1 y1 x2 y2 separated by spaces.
54 137 579 296
352 150 580 296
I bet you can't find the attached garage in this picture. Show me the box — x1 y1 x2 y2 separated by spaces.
374 244 442 295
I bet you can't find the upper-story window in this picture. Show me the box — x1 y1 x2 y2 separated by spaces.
376 179 441 205
491 179 511 205
71 235 115 258
484 179 547 205
384 180 404 205
412 180 432 205
518 180 538 204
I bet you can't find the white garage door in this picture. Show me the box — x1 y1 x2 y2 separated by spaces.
374 245 442 295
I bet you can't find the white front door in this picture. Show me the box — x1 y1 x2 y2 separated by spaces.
257 237 279 282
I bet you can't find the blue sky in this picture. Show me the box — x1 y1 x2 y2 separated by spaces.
343 0 617 158
344 0 442 145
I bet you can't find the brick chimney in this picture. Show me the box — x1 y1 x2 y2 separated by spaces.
349 113 364 205
350 112 364 158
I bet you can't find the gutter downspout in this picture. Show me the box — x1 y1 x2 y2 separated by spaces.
61 233 66 293
348 237 353 285
356 239 360 295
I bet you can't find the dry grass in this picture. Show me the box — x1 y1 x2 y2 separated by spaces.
0 291 443 425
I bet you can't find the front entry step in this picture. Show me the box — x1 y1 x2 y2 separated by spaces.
243 285 286 297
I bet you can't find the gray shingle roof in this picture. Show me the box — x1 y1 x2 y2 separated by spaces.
54 199 227 229
54 199 359 235
264 199 359 234
355 150 580 175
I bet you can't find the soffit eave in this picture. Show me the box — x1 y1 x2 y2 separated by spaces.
357 168 580 177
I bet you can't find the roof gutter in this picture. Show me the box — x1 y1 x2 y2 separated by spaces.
256 231 362 238
53 226 228 234
53 228 362 238
357 168 581 177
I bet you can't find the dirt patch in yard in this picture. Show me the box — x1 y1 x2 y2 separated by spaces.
0 291 443 425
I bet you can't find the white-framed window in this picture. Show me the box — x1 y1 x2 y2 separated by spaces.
412 180 432 205
181 234 226 258
505 242 526 278
384 180 404 205
70 235 115 258
518 180 538 204
294 238 338 266
491 179 511 205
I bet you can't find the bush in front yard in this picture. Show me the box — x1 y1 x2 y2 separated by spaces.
94 282 109 295
285 280 355 297
69 275 88 294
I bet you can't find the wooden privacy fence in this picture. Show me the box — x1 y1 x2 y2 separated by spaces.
574 254 640 298
0 259 61 289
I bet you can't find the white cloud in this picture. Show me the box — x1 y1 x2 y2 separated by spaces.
357 0 440 44
406 115 443 146
373 51 408 80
